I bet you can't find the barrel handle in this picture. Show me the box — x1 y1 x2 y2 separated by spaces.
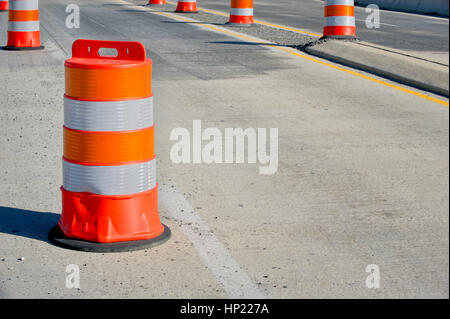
71 39 146 61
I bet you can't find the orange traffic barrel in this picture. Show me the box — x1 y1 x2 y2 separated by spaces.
323 0 356 39
148 0 165 4
175 0 197 13
48 39 170 252
0 0 8 11
2 0 44 50
228 0 254 25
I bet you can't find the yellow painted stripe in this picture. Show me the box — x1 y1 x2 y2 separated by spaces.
131 0 450 107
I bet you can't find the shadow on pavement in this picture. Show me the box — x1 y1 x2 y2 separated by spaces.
0 206 59 243
117 9 175 13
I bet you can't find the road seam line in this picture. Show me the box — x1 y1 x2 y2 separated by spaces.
159 183 266 299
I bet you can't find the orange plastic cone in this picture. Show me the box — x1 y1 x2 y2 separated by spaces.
0 0 8 11
2 0 44 50
175 0 197 13
323 0 356 39
48 39 170 252
148 0 165 4
229 0 254 25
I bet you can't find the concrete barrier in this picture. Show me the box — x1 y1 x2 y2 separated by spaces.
354 0 449 17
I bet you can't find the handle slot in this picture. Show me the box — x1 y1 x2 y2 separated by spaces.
98 47 119 57
72 39 146 61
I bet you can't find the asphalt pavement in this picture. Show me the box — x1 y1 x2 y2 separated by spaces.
196 0 449 64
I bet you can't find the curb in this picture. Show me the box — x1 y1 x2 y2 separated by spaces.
302 39 449 97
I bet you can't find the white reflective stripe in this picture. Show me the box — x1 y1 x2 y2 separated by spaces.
63 159 156 196
325 0 354 6
230 8 253 16
179 0 196 3
8 21 40 32
10 0 39 11
325 16 355 26
64 97 153 132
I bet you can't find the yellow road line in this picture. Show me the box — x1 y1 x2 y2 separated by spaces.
276 47 449 107
154 9 273 43
166 0 322 37
131 1 450 107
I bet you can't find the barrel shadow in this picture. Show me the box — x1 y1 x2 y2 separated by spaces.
0 206 59 243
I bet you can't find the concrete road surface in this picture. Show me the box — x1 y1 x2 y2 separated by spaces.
197 0 450 64
0 0 448 298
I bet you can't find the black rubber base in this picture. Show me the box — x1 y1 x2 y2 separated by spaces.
174 11 198 13
48 224 171 253
0 10 8 12
320 35 358 41
1 46 45 51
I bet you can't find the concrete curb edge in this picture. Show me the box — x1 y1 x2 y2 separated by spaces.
303 40 449 98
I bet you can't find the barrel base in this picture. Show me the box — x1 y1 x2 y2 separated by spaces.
225 21 254 27
2 46 45 51
48 224 171 253
175 11 198 13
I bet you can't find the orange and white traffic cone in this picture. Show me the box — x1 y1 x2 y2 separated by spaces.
323 0 356 39
0 0 8 12
175 0 197 13
228 0 254 25
148 0 165 4
48 39 170 252
2 0 44 50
